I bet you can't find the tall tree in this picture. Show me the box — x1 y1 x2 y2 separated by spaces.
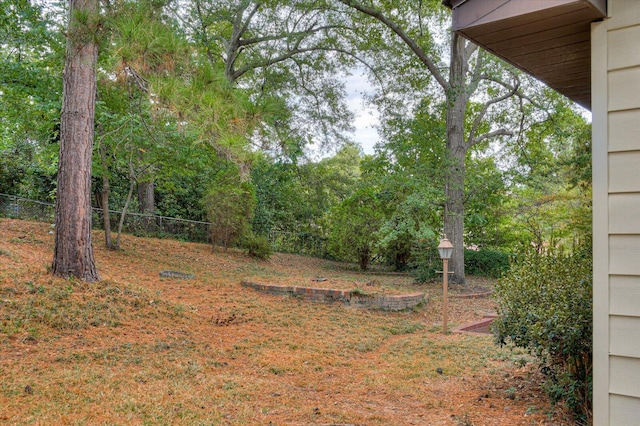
503 94 592 251
175 0 355 158
0 0 64 200
52 0 100 281
337 0 529 283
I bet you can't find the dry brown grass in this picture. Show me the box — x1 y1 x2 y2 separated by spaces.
0 218 572 425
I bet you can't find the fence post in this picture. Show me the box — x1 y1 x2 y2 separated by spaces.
12 195 18 218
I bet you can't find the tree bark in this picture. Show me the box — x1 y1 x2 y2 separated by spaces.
444 33 470 285
98 144 114 249
51 0 100 281
137 181 155 215
137 180 155 232
116 176 136 250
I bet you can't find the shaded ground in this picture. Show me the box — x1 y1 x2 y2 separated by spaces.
0 219 573 425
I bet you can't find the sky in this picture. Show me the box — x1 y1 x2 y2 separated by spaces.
343 72 380 155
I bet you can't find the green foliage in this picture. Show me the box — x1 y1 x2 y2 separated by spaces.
180 0 356 155
408 240 440 283
239 233 272 260
492 247 592 422
298 143 363 223
376 192 437 271
501 96 593 252
463 248 510 278
251 156 307 234
251 145 362 255
327 186 385 270
204 167 256 250
362 119 443 272
0 0 63 200
463 155 510 249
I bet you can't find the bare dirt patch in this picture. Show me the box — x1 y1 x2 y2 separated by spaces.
0 219 573 425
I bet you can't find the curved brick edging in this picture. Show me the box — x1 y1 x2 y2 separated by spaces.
240 280 426 311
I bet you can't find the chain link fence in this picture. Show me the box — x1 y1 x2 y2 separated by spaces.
92 210 212 243
0 194 55 222
268 230 328 258
0 193 328 256
0 193 211 243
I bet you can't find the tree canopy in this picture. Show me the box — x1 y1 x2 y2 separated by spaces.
0 0 591 280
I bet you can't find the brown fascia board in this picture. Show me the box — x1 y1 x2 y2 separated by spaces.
445 0 607 13
445 0 606 28
442 0 467 8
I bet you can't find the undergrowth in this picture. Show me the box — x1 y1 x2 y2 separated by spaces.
493 246 592 423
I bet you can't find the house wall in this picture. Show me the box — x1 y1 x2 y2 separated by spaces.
592 1 640 423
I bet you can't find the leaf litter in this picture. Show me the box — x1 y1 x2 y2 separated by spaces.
0 218 573 425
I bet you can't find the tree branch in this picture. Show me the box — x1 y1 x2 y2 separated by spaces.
231 45 378 87
238 2 261 40
123 65 149 93
467 128 512 148
464 39 478 59
226 2 261 81
194 0 216 67
466 48 484 95
482 72 537 106
338 0 449 91
239 24 343 47
465 77 520 149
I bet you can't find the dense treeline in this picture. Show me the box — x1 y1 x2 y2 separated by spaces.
1 0 591 274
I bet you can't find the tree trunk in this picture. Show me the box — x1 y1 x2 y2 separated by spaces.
137 180 155 215
358 247 370 271
116 177 136 250
443 146 466 285
98 144 114 249
444 33 469 285
137 180 155 232
52 0 100 282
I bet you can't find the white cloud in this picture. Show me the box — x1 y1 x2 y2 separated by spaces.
343 72 380 154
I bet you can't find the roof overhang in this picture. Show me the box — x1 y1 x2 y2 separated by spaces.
444 0 607 110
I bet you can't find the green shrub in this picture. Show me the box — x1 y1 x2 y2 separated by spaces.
464 248 511 278
204 167 256 250
326 187 385 270
492 247 592 422
408 240 440 283
240 233 272 260
410 245 511 282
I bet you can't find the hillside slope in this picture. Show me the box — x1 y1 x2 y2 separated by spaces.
0 219 570 425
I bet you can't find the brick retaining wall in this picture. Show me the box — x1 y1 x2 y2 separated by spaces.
453 313 498 335
241 280 426 311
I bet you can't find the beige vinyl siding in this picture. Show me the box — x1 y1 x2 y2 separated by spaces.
595 2 640 422
608 25 640 70
609 151 640 192
610 317 640 357
609 110 640 152
609 194 640 233
610 394 640 424
610 356 640 398
608 0 640 30
608 68 640 111
610 276 640 316
610 236 640 275
591 19 609 425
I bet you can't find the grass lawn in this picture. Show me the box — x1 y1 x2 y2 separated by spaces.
0 219 572 425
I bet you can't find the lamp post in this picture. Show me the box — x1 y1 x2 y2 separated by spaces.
437 236 454 333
